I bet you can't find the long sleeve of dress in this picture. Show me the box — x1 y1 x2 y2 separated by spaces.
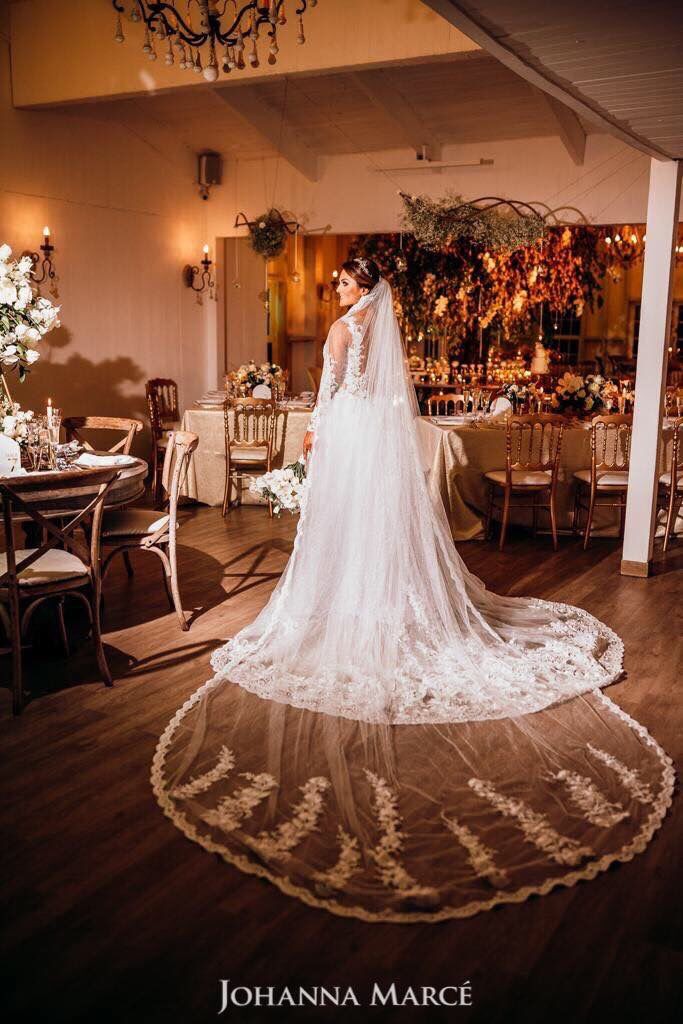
307 319 351 433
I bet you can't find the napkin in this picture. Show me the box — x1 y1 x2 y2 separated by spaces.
488 396 512 419
0 434 23 477
76 452 136 468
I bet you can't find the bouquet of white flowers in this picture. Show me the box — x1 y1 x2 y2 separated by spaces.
0 243 60 382
250 457 307 515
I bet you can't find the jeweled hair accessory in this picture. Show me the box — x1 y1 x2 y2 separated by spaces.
355 257 371 275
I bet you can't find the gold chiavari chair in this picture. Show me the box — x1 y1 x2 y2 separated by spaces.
484 414 566 551
146 378 181 506
572 414 633 549
63 416 143 456
427 393 466 416
658 416 683 552
222 397 276 517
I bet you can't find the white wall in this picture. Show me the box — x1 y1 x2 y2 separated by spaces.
205 132 676 242
0 7 209 453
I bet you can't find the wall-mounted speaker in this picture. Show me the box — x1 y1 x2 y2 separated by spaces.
198 152 222 199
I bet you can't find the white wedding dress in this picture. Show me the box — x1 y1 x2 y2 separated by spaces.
152 279 673 923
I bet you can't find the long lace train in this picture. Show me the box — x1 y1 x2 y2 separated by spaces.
152 277 674 920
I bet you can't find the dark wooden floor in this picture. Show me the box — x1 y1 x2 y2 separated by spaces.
1 506 680 1024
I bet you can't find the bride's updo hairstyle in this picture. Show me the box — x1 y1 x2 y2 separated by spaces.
341 256 381 292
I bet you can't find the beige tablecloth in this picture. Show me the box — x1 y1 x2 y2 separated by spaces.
417 416 678 542
180 407 311 506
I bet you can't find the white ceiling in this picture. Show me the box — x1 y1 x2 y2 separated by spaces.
85 52 600 169
422 0 683 158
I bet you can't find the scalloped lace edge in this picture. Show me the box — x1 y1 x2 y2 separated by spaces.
150 684 675 925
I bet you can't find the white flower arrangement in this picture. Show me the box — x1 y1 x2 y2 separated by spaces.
227 360 284 391
2 402 34 444
0 243 60 380
551 372 610 416
249 457 307 515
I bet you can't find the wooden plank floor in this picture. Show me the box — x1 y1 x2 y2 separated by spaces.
1 506 680 1024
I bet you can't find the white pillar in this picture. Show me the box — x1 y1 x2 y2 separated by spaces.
621 158 682 577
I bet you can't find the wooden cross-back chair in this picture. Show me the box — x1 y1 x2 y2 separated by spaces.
658 416 683 553
427 393 466 416
222 397 276 517
572 414 633 549
485 414 566 551
101 431 199 631
146 378 181 505
63 416 143 455
0 467 120 715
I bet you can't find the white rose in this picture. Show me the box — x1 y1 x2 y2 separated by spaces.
25 349 40 364
0 281 17 304
0 243 12 262
3 415 17 436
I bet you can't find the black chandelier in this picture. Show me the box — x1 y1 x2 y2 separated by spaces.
112 1 318 81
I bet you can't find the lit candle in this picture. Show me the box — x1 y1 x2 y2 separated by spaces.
43 226 51 242
202 244 210 260
47 397 53 426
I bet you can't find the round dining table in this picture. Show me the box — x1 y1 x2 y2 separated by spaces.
0 454 149 517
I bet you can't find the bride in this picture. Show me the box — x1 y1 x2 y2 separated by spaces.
153 257 673 923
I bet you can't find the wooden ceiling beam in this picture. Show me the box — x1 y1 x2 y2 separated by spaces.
536 90 586 165
351 69 443 162
214 85 320 183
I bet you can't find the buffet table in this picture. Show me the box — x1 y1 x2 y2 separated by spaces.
180 406 311 507
417 416 678 542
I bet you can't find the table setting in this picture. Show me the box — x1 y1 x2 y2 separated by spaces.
181 386 315 507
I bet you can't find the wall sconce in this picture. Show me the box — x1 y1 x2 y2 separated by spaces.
317 269 339 304
183 244 215 295
24 226 56 284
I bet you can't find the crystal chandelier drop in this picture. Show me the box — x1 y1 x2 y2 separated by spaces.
112 1 319 82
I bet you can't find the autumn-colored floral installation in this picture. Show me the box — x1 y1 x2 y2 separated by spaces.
349 225 634 362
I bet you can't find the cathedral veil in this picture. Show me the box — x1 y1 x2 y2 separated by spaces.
152 278 674 923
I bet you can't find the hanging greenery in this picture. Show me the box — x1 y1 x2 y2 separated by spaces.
400 191 546 252
248 209 289 260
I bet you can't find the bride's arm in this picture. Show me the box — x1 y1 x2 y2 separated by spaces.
304 321 350 455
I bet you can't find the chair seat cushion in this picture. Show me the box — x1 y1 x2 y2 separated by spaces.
659 470 683 489
573 468 629 488
230 448 269 464
0 548 88 586
102 510 170 537
485 469 552 487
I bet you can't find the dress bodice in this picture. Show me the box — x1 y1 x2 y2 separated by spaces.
308 309 368 431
